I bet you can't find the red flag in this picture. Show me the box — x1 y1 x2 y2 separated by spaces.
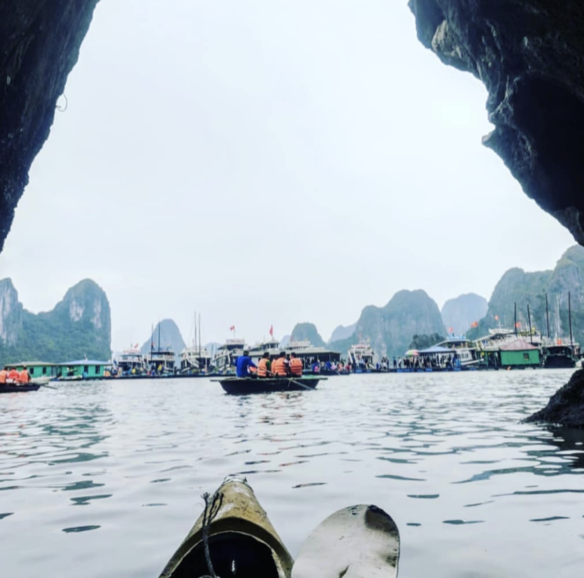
269 325 274 337
494 315 499 321
230 325 235 331
515 322 522 328
448 327 454 334
471 321 479 328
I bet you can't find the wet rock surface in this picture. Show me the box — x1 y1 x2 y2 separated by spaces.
0 0 99 252
526 369 584 428
409 0 584 244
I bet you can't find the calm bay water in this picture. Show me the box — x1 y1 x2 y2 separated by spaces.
1 370 583 577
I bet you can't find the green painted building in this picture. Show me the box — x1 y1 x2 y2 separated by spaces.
58 360 109 379
499 340 541 368
12 362 58 378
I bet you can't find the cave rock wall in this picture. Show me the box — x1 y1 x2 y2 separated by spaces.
0 0 99 252
410 0 584 244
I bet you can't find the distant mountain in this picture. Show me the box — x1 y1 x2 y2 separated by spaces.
330 290 446 359
279 335 291 348
468 245 584 345
328 323 357 344
441 293 488 336
0 278 111 365
290 323 326 347
141 319 186 356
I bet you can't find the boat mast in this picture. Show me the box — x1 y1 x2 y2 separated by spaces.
569 292 573 346
527 304 533 344
545 293 550 339
514 302 517 336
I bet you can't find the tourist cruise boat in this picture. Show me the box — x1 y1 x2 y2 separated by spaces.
347 341 375 369
180 344 212 373
145 347 176 374
115 348 147 375
211 338 247 373
435 338 481 367
248 338 281 360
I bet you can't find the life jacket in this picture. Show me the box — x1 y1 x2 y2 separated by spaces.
19 370 30 384
272 358 288 376
0 370 7 384
8 369 20 381
289 358 303 376
258 358 269 377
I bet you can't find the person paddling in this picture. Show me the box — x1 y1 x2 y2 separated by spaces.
236 350 257 378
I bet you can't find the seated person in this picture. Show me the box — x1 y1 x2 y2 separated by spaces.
236 350 257 377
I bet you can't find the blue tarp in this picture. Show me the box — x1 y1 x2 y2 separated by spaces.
419 345 453 354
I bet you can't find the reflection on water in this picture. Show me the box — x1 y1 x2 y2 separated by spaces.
1 371 583 578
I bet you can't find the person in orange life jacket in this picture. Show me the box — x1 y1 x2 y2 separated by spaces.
19 366 30 384
7 367 20 382
0 367 7 384
272 351 289 376
289 352 303 376
257 352 271 377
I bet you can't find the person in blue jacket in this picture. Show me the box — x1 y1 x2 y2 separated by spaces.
236 350 257 378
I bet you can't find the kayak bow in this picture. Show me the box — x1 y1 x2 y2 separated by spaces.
159 478 293 578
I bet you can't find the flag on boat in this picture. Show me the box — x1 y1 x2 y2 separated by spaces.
515 322 522 328
471 321 479 328
448 327 454 334
230 325 235 331
494 315 499 321
269 325 274 337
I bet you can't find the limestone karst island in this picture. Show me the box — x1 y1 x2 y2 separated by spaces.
2 2 584 578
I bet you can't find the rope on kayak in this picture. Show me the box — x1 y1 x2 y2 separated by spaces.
200 491 223 578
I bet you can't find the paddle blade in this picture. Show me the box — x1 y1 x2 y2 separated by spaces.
292 505 400 578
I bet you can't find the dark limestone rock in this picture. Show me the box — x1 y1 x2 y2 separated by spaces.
0 0 100 252
409 0 584 244
526 369 584 428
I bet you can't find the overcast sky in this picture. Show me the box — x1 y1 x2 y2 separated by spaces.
0 0 575 349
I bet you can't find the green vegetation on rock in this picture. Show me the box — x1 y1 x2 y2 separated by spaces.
0 278 111 366
468 246 584 345
290 323 326 347
330 290 446 359
409 333 447 350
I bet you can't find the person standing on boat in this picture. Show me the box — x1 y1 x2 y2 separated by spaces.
289 352 303 376
257 352 271 377
272 351 289 376
236 350 257 378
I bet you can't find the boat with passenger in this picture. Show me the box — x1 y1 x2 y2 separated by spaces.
214 375 325 394
542 337 580 368
115 348 147 375
145 348 176 375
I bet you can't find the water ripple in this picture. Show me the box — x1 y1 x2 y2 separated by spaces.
0 371 583 578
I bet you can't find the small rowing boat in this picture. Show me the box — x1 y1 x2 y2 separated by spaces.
159 478 293 578
213 376 325 395
159 477 400 578
0 383 41 393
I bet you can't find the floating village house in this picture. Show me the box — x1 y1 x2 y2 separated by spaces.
12 361 58 378
499 339 541 368
58 360 109 378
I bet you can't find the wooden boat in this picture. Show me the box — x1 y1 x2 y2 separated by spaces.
214 376 325 395
160 477 401 578
0 383 41 393
159 477 293 578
